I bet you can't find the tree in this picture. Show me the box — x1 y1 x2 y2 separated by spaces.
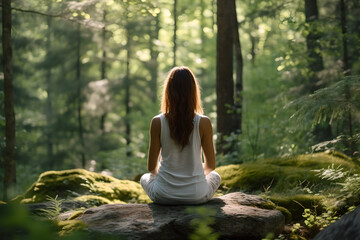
305 0 332 142
99 9 107 133
75 23 86 168
216 0 242 154
173 0 177 67
3 0 16 201
305 0 324 91
232 0 243 136
45 5 54 169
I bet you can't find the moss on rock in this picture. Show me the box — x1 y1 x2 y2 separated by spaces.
267 194 325 220
216 151 360 193
13 169 151 204
57 219 88 236
275 206 292 223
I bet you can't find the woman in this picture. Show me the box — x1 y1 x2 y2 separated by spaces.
140 66 221 205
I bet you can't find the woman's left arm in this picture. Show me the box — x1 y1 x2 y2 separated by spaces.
147 116 161 176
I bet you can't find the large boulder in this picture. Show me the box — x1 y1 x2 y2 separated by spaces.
12 169 151 204
313 207 360 240
74 192 285 240
216 151 359 193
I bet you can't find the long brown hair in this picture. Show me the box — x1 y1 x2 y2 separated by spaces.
161 66 203 148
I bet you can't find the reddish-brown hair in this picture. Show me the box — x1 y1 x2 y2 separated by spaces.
161 66 203 148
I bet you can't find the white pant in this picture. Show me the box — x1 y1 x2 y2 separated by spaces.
140 171 221 205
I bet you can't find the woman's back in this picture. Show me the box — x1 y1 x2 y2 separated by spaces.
153 113 208 204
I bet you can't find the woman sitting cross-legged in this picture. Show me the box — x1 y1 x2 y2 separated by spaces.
140 66 221 205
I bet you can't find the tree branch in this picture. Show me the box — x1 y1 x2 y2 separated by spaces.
0 5 104 29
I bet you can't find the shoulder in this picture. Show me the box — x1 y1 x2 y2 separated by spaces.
151 115 161 127
199 115 213 135
199 115 212 127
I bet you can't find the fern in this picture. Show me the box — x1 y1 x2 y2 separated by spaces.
40 195 64 220
286 75 360 125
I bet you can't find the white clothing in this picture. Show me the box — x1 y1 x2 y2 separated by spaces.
140 113 221 205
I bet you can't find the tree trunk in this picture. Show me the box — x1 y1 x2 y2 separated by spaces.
76 24 86 168
199 0 206 76
3 0 16 201
232 0 243 132
305 0 324 92
125 22 132 157
149 10 160 104
45 14 54 169
340 0 350 75
305 0 332 142
173 0 177 67
100 10 107 132
340 0 355 156
216 0 235 154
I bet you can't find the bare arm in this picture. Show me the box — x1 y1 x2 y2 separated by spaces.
147 117 161 176
199 116 216 175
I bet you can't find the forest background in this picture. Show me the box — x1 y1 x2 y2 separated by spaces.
1 0 359 200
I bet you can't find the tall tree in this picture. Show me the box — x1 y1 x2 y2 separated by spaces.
76 24 86 168
45 9 54 169
216 0 237 154
148 7 160 104
305 0 324 92
124 9 132 157
3 0 16 201
232 0 243 134
100 10 107 132
173 0 177 67
305 0 332 142
340 0 355 156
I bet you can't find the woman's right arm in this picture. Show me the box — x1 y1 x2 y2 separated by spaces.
147 117 161 176
200 116 216 175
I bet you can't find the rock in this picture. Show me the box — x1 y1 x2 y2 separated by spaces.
76 192 285 240
11 169 151 204
313 207 360 240
216 151 360 193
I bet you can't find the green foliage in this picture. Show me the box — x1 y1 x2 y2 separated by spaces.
40 195 65 220
0 203 60 240
301 208 338 234
0 202 119 239
287 76 360 124
187 207 220 240
287 76 360 156
314 164 360 209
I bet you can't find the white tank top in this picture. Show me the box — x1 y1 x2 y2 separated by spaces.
153 113 208 204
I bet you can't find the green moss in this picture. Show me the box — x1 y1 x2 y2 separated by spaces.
268 194 325 220
257 200 277 210
275 206 292 223
216 164 280 192
68 210 85 220
74 195 126 206
267 151 357 170
215 151 360 193
13 169 151 204
57 219 87 236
